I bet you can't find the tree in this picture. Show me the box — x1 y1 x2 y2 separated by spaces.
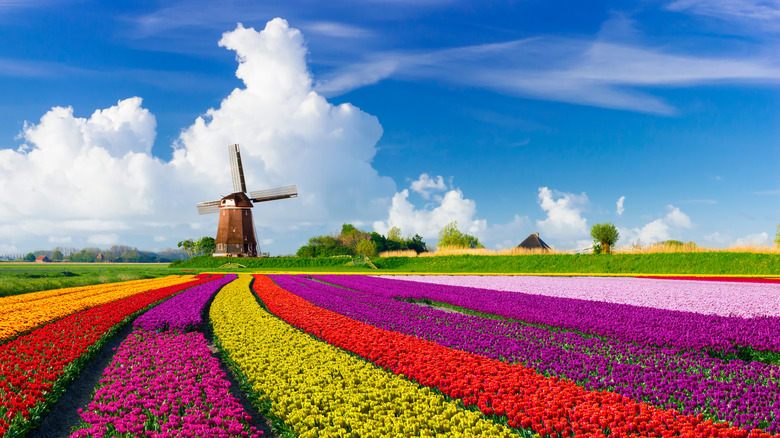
25 253 35 262
51 250 64 262
406 234 427 253
355 239 377 257
387 227 403 242
590 222 620 254
177 239 196 258
437 221 483 249
195 236 216 256
775 223 780 247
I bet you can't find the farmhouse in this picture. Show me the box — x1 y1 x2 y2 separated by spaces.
517 233 552 251
35 255 51 263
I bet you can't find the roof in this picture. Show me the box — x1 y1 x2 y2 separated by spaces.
220 192 254 208
35 255 50 262
517 233 552 251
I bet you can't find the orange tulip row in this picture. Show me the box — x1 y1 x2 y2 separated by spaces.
0 276 195 342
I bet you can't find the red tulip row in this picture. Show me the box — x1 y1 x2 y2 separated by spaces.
0 274 216 436
254 275 777 438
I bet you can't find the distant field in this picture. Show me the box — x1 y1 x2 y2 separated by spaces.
175 252 780 276
0 263 172 297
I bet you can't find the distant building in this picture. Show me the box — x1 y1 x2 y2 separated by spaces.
35 255 51 263
517 233 552 251
96 253 104 262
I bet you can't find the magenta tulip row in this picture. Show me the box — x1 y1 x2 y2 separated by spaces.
70 330 261 438
134 274 237 331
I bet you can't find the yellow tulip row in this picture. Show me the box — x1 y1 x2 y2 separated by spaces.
0 275 194 341
210 274 517 438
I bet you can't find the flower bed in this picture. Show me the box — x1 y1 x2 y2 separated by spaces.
0 274 217 436
389 274 780 317
134 274 236 331
211 274 516 438
348 275 780 352
0 275 198 342
272 274 780 434
70 330 261 438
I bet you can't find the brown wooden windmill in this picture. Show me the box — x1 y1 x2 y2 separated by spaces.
196 144 297 257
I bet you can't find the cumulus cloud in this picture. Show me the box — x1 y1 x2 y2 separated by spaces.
619 205 693 245
374 176 486 245
735 232 770 246
616 196 625 215
409 173 447 199
375 174 542 250
0 18 396 253
535 187 589 239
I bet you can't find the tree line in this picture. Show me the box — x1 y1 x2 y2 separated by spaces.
21 245 188 263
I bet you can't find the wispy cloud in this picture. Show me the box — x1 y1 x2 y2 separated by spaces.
316 35 780 114
666 0 780 32
303 21 374 39
0 58 92 78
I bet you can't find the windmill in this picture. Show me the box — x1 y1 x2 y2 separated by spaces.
196 144 298 257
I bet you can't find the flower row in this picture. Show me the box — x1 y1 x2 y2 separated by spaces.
391 274 780 318
264 274 777 438
341 275 780 352
134 274 236 331
0 275 217 436
279 274 780 433
211 274 516 438
0 275 199 342
70 330 261 438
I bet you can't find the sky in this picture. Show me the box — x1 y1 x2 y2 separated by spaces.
0 0 778 255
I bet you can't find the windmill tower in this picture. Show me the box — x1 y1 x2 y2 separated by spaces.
196 144 298 257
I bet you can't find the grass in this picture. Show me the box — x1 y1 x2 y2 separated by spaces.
172 252 780 275
371 252 780 275
0 263 173 297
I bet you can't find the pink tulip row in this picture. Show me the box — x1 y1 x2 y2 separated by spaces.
388 275 780 317
70 330 261 438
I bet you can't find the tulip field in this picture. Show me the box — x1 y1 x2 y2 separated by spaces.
1 272 779 437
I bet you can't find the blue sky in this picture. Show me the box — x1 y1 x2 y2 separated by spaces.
0 0 778 255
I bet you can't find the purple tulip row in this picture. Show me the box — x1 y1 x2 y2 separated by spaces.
340 274 780 353
134 274 237 331
268 274 780 432
390 275 780 318
70 330 261 438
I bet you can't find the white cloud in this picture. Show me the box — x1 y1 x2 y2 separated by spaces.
153 235 167 242
0 244 19 253
88 234 119 245
409 173 447 199
374 181 486 245
304 22 374 38
735 232 770 246
619 205 693 245
0 18 397 254
317 26 780 114
48 236 72 244
616 196 625 215
535 187 589 239
666 0 780 32
376 176 540 250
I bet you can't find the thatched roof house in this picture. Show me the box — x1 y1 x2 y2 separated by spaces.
517 233 551 251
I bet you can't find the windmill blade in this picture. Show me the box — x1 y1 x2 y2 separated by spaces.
196 200 221 215
228 144 247 193
249 185 298 203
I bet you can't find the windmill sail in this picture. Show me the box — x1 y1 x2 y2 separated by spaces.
249 185 298 203
229 144 247 193
196 200 221 215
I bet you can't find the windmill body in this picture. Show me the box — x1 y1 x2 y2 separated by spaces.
196 144 297 257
